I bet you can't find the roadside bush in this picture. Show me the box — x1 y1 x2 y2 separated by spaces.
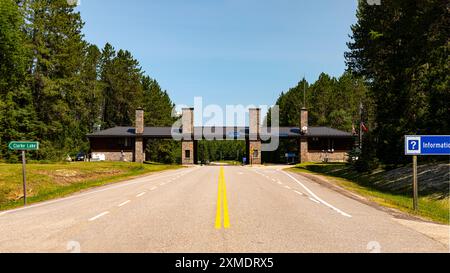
354 158 379 173
5 156 19 164
352 133 379 173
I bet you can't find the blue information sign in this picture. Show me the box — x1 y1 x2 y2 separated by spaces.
405 135 450 155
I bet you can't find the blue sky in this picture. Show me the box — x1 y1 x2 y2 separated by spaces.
77 0 358 121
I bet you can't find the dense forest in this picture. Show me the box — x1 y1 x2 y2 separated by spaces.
1 1 448 167
268 72 369 132
0 0 176 162
346 0 449 168
264 72 371 163
267 0 449 168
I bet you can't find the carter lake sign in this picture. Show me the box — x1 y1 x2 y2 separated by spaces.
8 141 40 205
8 141 39 151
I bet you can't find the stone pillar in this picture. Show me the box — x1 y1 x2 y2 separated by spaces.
135 108 145 163
182 108 195 165
249 108 262 165
299 107 309 163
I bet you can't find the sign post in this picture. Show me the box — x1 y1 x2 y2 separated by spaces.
22 150 27 205
412 155 418 211
405 135 450 211
8 141 40 206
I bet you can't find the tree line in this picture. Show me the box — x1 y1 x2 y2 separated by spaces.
269 72 369 132
197 141 246 163
346 0 449 168
1 1 447 167
264 72 371 163
268 0 448 169
0 0 176 162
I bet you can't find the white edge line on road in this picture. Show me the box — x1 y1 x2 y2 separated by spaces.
136 192 146 197
88 211 110 222
309 198 321 204
282 171 352 218
118 200 131 207
294 190 304 196
0 168 197 216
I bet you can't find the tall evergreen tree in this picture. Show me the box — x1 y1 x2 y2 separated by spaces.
22 0 87 159
0 1 180 162
346 0 449 165
141 75 180 164
80 44 104 133
101 45 144 127
142 76 175 127
0 0 38 160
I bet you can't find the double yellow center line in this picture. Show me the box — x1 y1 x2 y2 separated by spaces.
215 167 230 229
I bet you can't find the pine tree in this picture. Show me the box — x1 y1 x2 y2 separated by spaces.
101 46 144 127
23 0 87 159
0 0 38 161
142 76 175 127
346 0 449 166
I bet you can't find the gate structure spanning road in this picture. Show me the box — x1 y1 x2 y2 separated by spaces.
87 108 354 165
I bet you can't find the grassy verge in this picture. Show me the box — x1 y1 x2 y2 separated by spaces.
289 163 449 224
0 161 181 211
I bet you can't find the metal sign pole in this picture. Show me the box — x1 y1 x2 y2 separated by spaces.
22 150 27 205
412 155 418 211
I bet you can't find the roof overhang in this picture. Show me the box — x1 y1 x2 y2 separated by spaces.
87 126 354 139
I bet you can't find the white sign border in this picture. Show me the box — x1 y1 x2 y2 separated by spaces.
405 136 422 155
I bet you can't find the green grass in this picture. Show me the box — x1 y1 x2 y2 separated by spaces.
289 163 449 224
0 161 181 211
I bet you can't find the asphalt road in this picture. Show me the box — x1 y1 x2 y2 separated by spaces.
0 165 448 253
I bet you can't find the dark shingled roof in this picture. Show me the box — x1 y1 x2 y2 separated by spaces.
275 127 354 138
87 127 179 138
87 126 353 139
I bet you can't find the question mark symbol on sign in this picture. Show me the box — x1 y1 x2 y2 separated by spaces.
411 141 417 150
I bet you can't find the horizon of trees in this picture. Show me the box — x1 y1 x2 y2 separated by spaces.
1 1 448 167
264 71 371 163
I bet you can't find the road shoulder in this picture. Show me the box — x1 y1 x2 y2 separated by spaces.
287 170 450 249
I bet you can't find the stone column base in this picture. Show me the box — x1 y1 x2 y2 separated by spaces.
299 138 309 163
135 136 144 163
249 141 262 165
182 141 194 165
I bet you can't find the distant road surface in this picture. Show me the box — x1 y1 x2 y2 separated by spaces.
0 166 448 253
